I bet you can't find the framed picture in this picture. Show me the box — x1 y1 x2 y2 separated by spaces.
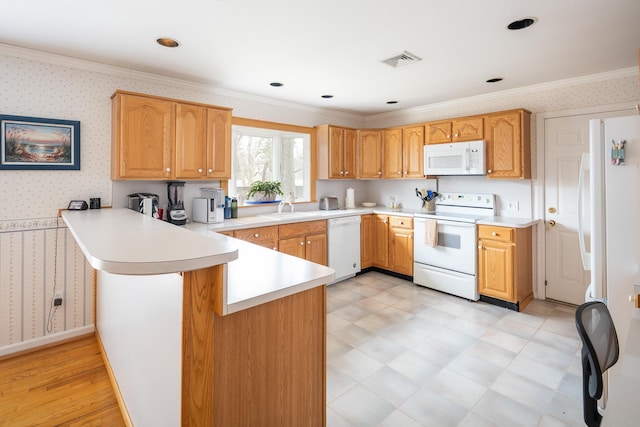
0 114 80 170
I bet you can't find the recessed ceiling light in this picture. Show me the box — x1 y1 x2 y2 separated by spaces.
270 82 284 87
386 101 398 105
321 95 333 99
507 17 537 30
156 37 180 48
486 77 503 83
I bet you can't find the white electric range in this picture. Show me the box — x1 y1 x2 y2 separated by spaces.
413 192 495 300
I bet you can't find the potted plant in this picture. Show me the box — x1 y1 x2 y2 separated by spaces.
246 180 284 202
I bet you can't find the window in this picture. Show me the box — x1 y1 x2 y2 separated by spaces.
229 119 313 205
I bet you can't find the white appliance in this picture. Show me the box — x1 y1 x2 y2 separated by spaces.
579 115 640 344
192 197 224 223
414 193 495 300
328 215 361 284
423 140 485 176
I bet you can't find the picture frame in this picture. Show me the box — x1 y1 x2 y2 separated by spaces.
0 114 80 170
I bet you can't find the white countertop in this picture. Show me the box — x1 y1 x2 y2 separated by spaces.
63 208 335 314
189 229 335 314
476 216 541 228
62 208 239 275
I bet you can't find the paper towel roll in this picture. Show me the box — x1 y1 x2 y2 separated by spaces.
346 188 355 209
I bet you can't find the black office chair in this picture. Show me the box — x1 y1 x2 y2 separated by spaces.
575 301 619 427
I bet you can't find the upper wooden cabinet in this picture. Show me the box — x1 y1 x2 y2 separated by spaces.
484 109 531 179
112 93 175 179
357 130 383 178
383 125 424 179
427 117 483 144
111 91 232 180
316 125 357 179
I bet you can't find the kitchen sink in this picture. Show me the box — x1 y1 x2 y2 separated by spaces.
259 211 319 220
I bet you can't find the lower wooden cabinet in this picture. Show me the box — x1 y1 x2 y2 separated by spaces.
279 220 327 266
372 214 413 276
233 226 279 250
389 216 413 276
477 224 533 310
360 214 374 268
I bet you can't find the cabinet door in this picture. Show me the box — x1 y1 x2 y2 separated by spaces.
427 122 452 144
485 111 530 179
206 107 232 179
452 117 483 142
328 127 345 178
372 215 389 268
360 214 373 268
279 237 307 259
389 226 413 276
383 129 403 178
358 130 383 178
402 125 424 178
306 233 327 265
113 94 174 179
175 103 207 179
478 239 515 301
343 128 357 178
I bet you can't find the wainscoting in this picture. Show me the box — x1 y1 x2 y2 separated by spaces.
0 217 94 356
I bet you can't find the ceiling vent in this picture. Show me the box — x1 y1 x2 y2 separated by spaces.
381 51 422 68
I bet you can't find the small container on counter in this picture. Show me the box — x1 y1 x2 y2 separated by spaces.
224 196 232 219
231 198 238 218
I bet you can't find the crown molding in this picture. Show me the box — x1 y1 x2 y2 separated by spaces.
366 67 639 123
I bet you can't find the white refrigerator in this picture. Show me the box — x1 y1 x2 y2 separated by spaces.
579 115 640 351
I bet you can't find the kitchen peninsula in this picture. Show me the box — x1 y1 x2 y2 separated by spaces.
61 208 334 427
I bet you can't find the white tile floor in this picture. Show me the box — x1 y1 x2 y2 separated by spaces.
326 271 584 427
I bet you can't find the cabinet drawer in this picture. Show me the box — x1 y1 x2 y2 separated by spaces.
234 226 279 246
388 216 413 229
478 225 514 242
279 220 326 239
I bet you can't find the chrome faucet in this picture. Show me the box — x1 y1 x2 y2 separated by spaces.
278 200 294 213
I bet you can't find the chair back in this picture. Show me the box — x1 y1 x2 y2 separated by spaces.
575 301 619 427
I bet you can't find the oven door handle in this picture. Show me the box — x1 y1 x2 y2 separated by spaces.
415 217 476 228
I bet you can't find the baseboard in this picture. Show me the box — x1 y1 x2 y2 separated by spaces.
0 325 95 359
357 267 413 282
96 331 134 427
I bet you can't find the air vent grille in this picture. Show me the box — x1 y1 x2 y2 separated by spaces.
381 51 422 68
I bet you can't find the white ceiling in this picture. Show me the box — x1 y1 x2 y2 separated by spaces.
1 0 639 115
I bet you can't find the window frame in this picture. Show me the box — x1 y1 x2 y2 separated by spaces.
229 117 316 206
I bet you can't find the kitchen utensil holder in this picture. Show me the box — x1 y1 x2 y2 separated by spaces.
422 200 436 212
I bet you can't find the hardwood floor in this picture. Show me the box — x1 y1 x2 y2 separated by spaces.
0 336 125 427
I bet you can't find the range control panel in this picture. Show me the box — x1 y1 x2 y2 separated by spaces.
436 193 495 209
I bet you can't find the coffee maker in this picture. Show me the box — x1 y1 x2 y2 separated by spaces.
167 181 187 225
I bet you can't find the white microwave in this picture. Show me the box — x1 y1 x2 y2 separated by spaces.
423 140 486 176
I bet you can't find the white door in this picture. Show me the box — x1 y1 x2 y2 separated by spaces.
544 110 633 304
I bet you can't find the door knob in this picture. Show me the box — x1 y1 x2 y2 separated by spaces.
548 207 557 214
547 220 556 227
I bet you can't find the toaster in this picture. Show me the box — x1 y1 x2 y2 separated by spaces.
319 197 339 210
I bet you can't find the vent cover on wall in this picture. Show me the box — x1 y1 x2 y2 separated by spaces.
381 51 422 68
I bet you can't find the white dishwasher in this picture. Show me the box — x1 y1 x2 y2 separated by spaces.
328 215 361 284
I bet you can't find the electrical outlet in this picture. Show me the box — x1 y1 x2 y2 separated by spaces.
507 200 519 211
54 293 63 306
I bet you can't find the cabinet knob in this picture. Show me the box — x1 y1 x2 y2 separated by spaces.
447 134 451 138
378 171 382 175
454 133 459 137
198 168 203 173
340 171 344 175
300 241 305 246
400 221 404 225
398 171 402 175
345 171 349 175
488 169 492 173
403 171 407 175
165 168 171 172
491 232 498 236
272 247 277 250
254 233 259 238
478 245 482 250
307 240 311 245
208 168 213 173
